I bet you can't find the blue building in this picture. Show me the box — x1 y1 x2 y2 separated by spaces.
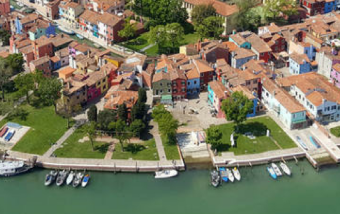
229 33 251 49
324 0 336 13
231 48 257 69
301 43 317 61
186 68 200 95
289 53 311 75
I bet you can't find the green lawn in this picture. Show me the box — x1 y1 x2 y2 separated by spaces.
215 116 296 155
111 139 159 160
330 126 340 137
54 127 109 159
121 32 200 56
161 136 181 160
0 105 70 155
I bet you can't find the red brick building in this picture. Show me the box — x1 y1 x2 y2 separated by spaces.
32 35 54 59
0 0 10 16
302 0 325 16
46 0 61 20
266 34 287 53
193 59 215 90
245 34 272 63
170 69 187 100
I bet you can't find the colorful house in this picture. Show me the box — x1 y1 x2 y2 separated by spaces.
28 20 56 41
324 0 336 13
79 10 99 37
302 0 325 16
104 90 138 120
208 81 228 118
170 69 187 101
186 67 200 96
331 63 340 88
29 56 52 77
289 41 317 61
31 35 54 59
152 71 172 99
59 66 76 80
0 0 10 16
261 78 307 129
59 1 84 27
84 70 108 102
231 47 257 69
266 34 286 53
229 32 251 49
14 13 39 35
289 52 311 75
97 12 124 44
245 34 272 63
316 46 340 79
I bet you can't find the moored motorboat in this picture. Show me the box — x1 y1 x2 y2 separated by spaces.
76 33 84 39
280 162 292 176
154 170 178 179
72 172 84 188
0 160 34 177
81 174 90 187
232 167 241 181
66 171 75 185
226 168 234 182
44 170 58 186
219 167 228 182
267 166 277 180
309 136 321 149
210 170 220 187
57 25 75 35
271 163 282 177
56 170 68 186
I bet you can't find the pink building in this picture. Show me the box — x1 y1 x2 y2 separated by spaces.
331 63 340 89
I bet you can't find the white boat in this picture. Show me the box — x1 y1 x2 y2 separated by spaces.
0 160 33 177
76 34 84 39
267 166 277 180
57 25 75 35
56 170 68 186
226 168 234 182
232 167 241 181
44 170 58 186
280 162 292 176
210 170 220 187
271 163 282 177
155 170 178 179
81 174 90 187
66 171 75 185
72 172 84 188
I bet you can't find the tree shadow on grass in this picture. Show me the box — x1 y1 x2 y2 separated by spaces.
94 144 109 154
125 144 145 154
237 122 268 136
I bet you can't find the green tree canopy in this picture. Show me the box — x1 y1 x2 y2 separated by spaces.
166 23 184 49
195 16 224 40
263 0 298 22
138 87 147 103
83 122 97 151
0 57 13 102
221 91 253 131
0 30 10 46
148 25 167 47
6 53 24 74
191 4 216 26
129 119 145 137
97 109 117 130
131 101 146 121
36 78 62 113
14 73 34 104
117 103 128 121
233 0 261 32
206 125 222 150
118 20 137 40
87 105 98 122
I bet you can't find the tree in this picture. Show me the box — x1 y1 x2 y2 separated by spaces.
195 16 224 40
129 119 145 137
0 57 13 102
117 103 128 121
118 20 137 40
158 113 179 145
14 73 34 104
84 122 97 151
110 119 130 152
6 53 24 74
36 78 62 113
148 25 167 48
166 23 184 49
97 109 117 130
191 4 216 26
221 91 254 131
233 0 261 32
0 30 10 46
131 101 146 121
87 105 98 122
138 88 147 103
0 101 12 115
263 0 298 22
206 125 222 150
152 105 169 121
133 0 188 25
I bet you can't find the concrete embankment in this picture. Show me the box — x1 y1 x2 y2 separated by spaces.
6 151 185 173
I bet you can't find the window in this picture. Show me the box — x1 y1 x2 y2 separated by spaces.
188 82 191 86
194 80 197 84
253 79 257 84
246 81 250 85
332 105 336 110
200 73 204 77
160 90 163 93
168 89 171 93
181 81 185 85
182 88 185 92
160 83 163 86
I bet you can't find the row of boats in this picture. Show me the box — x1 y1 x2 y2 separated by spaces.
267 162 291 180
211 167 241 187
44 170 90 188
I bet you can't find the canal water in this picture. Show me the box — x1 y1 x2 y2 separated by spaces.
1 160 339 214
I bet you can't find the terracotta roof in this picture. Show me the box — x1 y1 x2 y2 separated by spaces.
50 34 73 47
80 10 100 24
104 90 138 110
84 71 106 86
231 85 255 99
193 59 214 73
245 34 272 53
186 67 200 79
30 56 50 66
222 41 238 52
184 0 238 17
290 52 310 64
50 56 60 63
97 12 122 26
233 47 256 59
63 79 86 95
208 81 228 100
67 2 81 9
263 78 306 113
169 69 186 81
20 13 38 25
55 47 69 58
229 33 247 46
277 72 340 106
0 51 10 58
333 63 340 71
59 66 76 76
19 45 33 55
152 71 170 83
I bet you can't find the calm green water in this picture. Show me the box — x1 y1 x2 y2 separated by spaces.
0 160 339 214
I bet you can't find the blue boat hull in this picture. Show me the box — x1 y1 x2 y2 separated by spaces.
267 167 277 180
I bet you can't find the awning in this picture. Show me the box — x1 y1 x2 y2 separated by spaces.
292 119 306 124
161 95 173 104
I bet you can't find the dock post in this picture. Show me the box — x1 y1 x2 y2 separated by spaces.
249 162 252 167
114 163 116 174
281 157 286 164
294 156 298 165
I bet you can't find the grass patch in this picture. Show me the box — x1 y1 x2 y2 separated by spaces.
330 126 340 137
54 126 109 159
215 116 296 155
0 105 70 155
161 135 180 160
112 139 159 160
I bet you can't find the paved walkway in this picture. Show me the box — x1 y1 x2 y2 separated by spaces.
104 144 115 160
140 43 155 52
43 120 85 157
150 120 167 161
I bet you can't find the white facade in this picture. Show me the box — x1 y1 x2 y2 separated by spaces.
316 51 333 79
